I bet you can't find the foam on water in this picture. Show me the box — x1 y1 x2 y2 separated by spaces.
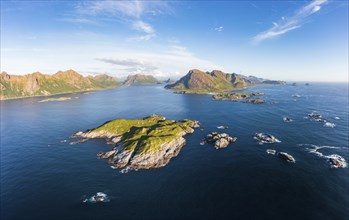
266 149 276 155
299 144 347 168
83 192 110 203
323 122 336 128
217 126 228 129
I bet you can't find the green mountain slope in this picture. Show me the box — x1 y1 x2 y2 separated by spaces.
165 69 251 93
123 74 161 86
0 69 120 100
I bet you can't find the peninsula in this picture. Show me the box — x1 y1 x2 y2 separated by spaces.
0 70 120 100
71 115 200 170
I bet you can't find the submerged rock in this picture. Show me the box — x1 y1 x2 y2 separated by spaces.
327 155 346 168
245 99 265 104
283 117 293 122
202 132 237 149
254 133 280 145
308 112 322 120
302 144 347 169
277 152 296 163
266 149 276 155
308 112 337 127
83 192 110 203
71 115 200 170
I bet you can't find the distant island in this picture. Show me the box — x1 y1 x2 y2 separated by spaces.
71 115 200 170
165 69 286 94
212 92 265 101
0 70 120 100
1 68 286 100
38 97 73 103
123 74 161 86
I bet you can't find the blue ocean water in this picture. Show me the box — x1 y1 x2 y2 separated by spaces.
1 83 348 220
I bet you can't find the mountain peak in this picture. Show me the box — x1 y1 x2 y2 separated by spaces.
123 74 160 86
54 69 82 78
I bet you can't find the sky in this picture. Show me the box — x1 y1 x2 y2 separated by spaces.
1 0 348 82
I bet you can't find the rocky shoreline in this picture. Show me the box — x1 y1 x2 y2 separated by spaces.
71 115 200 170
212 92 266 104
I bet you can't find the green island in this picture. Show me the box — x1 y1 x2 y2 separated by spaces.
70 115 200 170
212 92 265 102
38 97 73 102
165 69 285 94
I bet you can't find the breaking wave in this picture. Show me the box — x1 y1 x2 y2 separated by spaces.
299 144 347 168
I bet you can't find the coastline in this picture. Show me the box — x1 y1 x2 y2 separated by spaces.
0 86 119 101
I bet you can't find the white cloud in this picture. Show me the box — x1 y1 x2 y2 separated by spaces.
252 0 328 44
95 45 221 78
96 57 158 72
130 20 156 41
73 1 173 41
59 17 97 25
76 1 144 18
215 26 224 32
132 20 154 34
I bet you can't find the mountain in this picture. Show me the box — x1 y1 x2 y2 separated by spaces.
164 69 252 93
0 70 120 100
164 78 176 84
238 75 286 85
165 69 286 93
123 74 161 86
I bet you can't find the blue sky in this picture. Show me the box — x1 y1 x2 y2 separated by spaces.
1 0 348 81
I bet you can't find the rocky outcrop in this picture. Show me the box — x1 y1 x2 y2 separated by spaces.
254 133 280 145
213 92 264 102
201 132 237 149
277 152 296 163
245 99 265 104
83 192 110 203
71 115 200 170
327 155 346 168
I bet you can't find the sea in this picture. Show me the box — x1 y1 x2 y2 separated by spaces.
1 83 348 220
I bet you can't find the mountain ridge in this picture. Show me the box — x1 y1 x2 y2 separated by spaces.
123 74 161 86
0 70 120 100
165 69 286 93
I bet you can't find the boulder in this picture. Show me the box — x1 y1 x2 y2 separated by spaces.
277 152 296 163
202 132 237 149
